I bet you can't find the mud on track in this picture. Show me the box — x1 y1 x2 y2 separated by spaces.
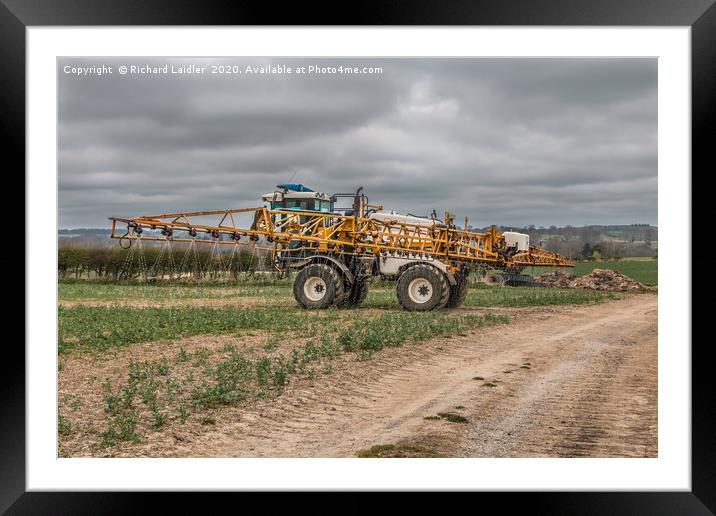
66 293 655 458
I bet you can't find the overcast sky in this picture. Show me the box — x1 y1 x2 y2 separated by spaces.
58 57 657 228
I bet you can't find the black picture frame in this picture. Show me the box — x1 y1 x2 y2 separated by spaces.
7 0 710 512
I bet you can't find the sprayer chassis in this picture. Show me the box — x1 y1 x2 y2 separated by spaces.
110 206 573 310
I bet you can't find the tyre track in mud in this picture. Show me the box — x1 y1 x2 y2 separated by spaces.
171 294 656 458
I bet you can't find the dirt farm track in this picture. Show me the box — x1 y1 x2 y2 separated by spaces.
59 292 657 458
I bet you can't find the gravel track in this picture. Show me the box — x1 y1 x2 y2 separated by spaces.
160 294 657 458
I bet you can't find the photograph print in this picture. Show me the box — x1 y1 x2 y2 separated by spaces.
57 56 657 458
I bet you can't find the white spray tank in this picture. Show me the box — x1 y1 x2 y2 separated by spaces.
502 231 530 251
368 210 436 227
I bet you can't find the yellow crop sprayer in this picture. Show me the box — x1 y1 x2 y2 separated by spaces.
110 184 573 311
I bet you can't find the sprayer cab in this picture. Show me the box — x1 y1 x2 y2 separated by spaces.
262 184 333 213
261 184 373 220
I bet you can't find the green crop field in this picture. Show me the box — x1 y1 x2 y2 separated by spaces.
526 258 658 286
58 280 621 361
59 280 619 310
573 259 657 286
58 280 292 301
58 281 620 357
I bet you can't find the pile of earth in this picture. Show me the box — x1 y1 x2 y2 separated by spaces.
570 269 647 291
534 270 576 288
535 268 647 292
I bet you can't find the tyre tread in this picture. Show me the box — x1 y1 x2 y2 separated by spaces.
396 263 448 312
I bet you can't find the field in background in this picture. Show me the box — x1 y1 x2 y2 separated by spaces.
524 258 658 286
572 259 657 286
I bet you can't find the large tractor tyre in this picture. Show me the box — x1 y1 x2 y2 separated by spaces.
436 274 451 309
396 264 449 312
445 272 469 308
483 272 505 287
338 277 369 307
293 263 345 309
351 278 370 306
332 270 349 307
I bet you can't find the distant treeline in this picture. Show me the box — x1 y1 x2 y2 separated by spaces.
58 242 270 280
477 224 658 260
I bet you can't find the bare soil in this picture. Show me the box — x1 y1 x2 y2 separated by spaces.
60 293 657 458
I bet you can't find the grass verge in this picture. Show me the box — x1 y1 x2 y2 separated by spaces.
356 442 444 458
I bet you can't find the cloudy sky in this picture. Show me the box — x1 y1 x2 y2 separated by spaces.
58 57 657 229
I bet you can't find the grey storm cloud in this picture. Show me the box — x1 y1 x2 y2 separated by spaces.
58 57 657 228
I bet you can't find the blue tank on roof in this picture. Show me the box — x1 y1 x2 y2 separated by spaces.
277 183 314 193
